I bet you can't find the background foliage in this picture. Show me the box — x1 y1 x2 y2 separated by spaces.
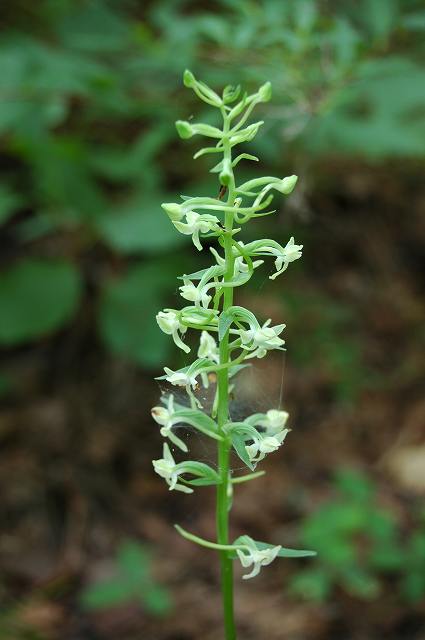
0 1 424 638
1 0 424 369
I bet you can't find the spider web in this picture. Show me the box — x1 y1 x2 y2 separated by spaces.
155 347 287 475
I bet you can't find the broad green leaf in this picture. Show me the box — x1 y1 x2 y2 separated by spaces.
0 259 81 344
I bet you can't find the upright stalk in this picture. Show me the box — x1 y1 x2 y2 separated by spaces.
216 108 237 640
154 70 310 640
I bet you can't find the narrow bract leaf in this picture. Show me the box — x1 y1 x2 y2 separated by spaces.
255 541 317 559
173 408 221 440
232 536 316 559
177 461 221 484
230 433 255 471
218 309 234 340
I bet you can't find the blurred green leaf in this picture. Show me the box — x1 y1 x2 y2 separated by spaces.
81 580 134 610
0 258 81 344
290 569 332 601
0 185 24 225
118 540 150 584
402 10 425 31
80 539 172 616
335 469 373 502
308 59 425 157
342 566 380 599
293 468 425 602
358 0 399 41
98 261 175 367
142 586 172 616
402 572 425 603
57 1 132 52
96 193 186 254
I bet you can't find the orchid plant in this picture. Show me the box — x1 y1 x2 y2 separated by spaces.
152 70 315 639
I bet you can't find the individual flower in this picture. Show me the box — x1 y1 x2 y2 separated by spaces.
156 310 190 353
257 81 272 103
236 537 281 579
245 429 290 464
152 443 193 493
197 330 219 388
197 330 219 363
173 211 220 251
179 278 212 308
151 394 188 452
239 319 285 358
266 237 303 280
256 409 289 434
163 367 199 390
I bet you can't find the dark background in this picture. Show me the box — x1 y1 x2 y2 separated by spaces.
0 1 424 638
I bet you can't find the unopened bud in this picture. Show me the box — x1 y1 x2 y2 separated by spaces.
175 120 194 139
183 69 196 88
161 202 184 221
219 158 232 186
258 81 272 103
276 175 298 194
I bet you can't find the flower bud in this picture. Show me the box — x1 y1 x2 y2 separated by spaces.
175 120 194 139
258 81 272 103
219 158 232 186
183 69 196 88
276 175 298 194
222 84 241 104
161 202 184 221
191 123 223 138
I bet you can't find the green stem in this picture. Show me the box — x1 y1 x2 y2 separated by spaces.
216 108 237 640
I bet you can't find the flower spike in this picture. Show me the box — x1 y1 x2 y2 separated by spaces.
152 71 313 631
